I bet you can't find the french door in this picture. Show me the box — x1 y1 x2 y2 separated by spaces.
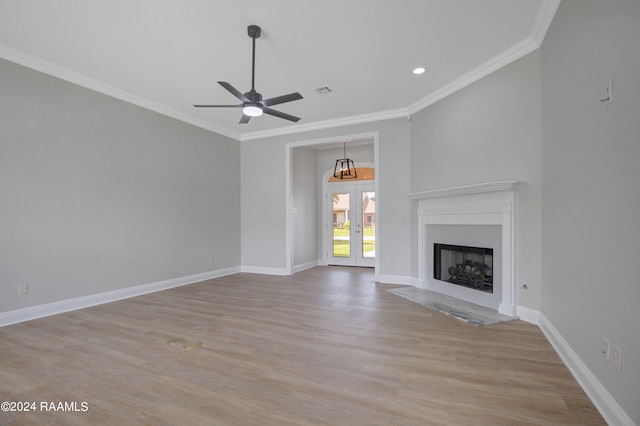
326 182 375 267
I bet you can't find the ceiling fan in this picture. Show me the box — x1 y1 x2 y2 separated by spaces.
194 25 303 124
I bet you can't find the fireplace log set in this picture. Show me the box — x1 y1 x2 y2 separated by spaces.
447 259 492 291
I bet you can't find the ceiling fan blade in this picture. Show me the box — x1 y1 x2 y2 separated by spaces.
262 107 301 122
193 104 243 108
218 81 250 102
239 114 252 124
262 92 303 107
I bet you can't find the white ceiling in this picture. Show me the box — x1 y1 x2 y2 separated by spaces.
0 0 558 141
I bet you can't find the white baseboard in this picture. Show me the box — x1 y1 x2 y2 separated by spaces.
516 305 540 325
293 260 319 273
377 274 412 285
240 265 289 276
539 313 634 426
410 277 424 288
0 267 240 327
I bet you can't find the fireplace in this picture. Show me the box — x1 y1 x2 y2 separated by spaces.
426 224 501 309
407 181 524 317
434 243 493 293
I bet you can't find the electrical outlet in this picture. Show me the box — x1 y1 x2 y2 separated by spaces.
208 256 214 264
611 344 622 374
18 283 29 295
601 337 610 360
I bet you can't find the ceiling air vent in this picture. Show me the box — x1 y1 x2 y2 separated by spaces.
314 86 332 95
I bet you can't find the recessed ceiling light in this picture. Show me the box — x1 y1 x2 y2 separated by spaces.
413 67 426 75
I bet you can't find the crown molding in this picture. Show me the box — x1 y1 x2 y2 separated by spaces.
407 0 559 116
0 1 559 142
245 0 560 141
0 43 241 141
407 37 539 116
531 0 561 45
240 107 408 141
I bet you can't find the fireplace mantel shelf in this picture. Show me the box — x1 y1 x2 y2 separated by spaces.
405 181 525 200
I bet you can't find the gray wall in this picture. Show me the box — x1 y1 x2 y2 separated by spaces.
541 1 640 422
0 58 241 313
241 119 411 278
409 51 543 311
240 135 289 271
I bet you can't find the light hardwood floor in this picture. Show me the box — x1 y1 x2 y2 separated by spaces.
0 267 604 425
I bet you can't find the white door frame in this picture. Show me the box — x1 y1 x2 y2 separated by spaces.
285 132 380 280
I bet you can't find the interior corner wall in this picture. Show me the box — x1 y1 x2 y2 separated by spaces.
241 119 411 279
408 51 542 312
0 58 241 314
292 146 318 268
240 136 289 272
540 0 640 422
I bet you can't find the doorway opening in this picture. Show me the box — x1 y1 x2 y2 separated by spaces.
285 132 379 279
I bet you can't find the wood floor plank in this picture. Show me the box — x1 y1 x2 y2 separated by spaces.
0 267 604 425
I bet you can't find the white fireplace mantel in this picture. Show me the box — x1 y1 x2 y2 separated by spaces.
405 181 524 201
406 181 525 317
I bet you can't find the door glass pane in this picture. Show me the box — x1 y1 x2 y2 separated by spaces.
332 192 350 257
362 191 375 259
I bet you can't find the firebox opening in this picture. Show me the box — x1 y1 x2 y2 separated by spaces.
434 244 493 293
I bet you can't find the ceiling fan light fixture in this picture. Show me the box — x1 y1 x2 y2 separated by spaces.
243 105 263 117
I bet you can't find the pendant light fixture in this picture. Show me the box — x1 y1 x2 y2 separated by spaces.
333 142 357 179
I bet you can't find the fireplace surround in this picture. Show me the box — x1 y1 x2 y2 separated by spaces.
407 181 524 317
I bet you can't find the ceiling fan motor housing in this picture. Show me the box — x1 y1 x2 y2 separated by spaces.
244 90 262 103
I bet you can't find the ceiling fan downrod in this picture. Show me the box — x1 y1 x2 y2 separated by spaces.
248 25 261 95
